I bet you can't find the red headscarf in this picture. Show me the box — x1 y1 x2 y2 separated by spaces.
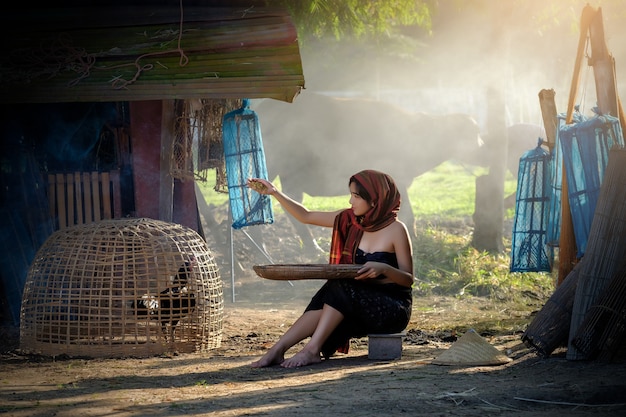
329 170 401 264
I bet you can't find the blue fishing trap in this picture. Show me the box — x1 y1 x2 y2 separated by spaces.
558 112 624 257
222 99 273 229
510 139 554 272
546 111 588 248
545 132 562 248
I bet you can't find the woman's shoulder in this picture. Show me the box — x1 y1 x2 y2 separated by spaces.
387 220 411 246
388 219 410 233
370 219 408 237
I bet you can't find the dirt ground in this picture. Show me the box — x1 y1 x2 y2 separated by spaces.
2 216 626 416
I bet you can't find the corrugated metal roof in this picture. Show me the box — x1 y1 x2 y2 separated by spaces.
1 6 304 104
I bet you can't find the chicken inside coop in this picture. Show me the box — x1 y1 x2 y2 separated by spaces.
131 257 198 343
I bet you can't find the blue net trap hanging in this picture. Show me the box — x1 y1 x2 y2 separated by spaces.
545 128 563 248
222 99 274 229
545 111 588 248
558 111 624 257
510 139 554 272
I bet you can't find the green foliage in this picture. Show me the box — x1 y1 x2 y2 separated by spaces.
272 0 433 40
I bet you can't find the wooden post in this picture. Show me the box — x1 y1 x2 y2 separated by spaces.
538 89 558 149
557 171 577 286
130 101 162 221
160 99 175 222
588 8 619 119
587 7 626 132
538 89 571 286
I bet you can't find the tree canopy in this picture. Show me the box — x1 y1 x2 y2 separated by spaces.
270 0 434 40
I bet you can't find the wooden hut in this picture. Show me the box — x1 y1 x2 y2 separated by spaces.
0 0 304 328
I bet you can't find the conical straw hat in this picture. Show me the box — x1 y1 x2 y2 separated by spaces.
432 329 512 366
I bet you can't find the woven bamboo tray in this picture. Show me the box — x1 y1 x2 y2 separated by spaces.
253 264 362 280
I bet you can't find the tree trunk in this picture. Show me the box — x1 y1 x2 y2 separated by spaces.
472 174 504 252
472 88 507 253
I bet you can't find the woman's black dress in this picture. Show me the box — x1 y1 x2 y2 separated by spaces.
305 248 412 358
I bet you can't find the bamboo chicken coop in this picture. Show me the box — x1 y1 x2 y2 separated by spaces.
19 218 224 358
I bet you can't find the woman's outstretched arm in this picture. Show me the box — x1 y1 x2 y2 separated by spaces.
248 178 344 228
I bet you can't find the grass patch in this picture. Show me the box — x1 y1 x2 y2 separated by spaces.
198 162 517 218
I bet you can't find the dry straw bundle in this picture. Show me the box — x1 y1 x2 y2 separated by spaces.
20 218 224 358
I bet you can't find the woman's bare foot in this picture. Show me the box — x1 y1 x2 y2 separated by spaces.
281 349 322 368
250 348 285 368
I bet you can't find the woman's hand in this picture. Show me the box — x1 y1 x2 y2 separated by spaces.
355 262 388 281
247 178 276 195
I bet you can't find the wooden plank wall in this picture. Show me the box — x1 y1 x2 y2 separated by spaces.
47 171 121 230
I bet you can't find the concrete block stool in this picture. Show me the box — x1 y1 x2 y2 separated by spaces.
368 331 406 360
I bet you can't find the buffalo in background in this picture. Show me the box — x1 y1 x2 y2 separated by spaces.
479 122 547 178
250 93 485 254
248 93 545 255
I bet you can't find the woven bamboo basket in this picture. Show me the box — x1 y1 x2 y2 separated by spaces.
20 218 224 358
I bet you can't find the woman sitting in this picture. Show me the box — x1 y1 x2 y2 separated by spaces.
247 170 414 368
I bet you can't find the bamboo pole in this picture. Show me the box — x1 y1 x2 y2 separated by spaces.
558 6 596 284
538 89 569 286
588 7 626 134
588 8 619 118
565 5 595 124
